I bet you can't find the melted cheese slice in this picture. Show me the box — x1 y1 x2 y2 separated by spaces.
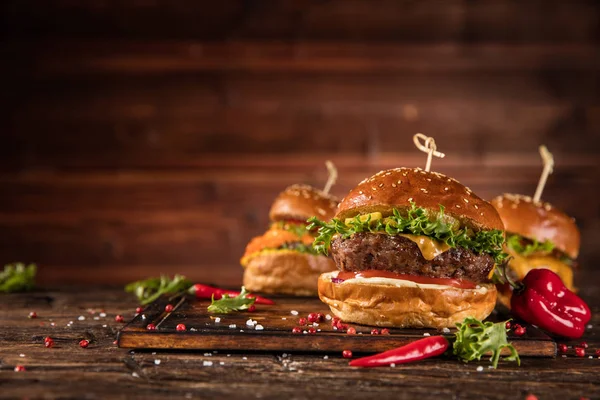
507 249 574 290
398 234 451 260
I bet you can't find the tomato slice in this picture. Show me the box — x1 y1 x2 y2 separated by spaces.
335 270 477 290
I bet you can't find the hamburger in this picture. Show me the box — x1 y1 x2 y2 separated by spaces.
308 167 507 329
241 184 339 295
490 193 580 307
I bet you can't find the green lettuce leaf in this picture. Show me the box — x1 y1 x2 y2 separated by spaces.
207 287 256 313
307 202 507 264
453 317 520 368
272 221 309 238
506 234 555 257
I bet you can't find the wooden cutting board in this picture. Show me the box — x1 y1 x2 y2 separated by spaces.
117 294 556 357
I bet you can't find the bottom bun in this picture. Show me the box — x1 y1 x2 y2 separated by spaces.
243 250 337 296
318 272 497 329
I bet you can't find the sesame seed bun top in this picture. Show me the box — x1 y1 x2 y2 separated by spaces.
490 193 580 259
337 167 504 232
269 184 339 222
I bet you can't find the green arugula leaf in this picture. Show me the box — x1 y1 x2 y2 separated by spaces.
453 317 520 368
125 274 192 305
0 263 37 293
506 234 555 257
207 286 256 313
307 202 507 264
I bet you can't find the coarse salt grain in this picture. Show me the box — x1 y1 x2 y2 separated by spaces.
255 324 264 330
390 363 396 368
290 310 299 316
229 324 236 329
204 353 212 356
220 362 225 365
102 324 107 328
215 317 221 323
19 354 25 357
423 332 431 337
325 314 332 320
154 359 161 365
246 319 257 326
203 361 213 366
323 355 329 359
442 328 450 333
190 327 197 332
99 312 107 318
476 366 483 372
587 324 593 329
93 316 100 321
242 357 247 360
281 317 287 320
132 372 140 378
78 316 85 321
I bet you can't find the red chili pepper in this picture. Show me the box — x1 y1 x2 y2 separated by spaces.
188 284 275 305
510 269 591 339
349 336 449 368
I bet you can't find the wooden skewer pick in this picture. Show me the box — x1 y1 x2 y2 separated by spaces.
533 145 554 203
323 160 338 195
413 133 445 172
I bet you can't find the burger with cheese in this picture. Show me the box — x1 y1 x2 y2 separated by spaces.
241 184 339 295
490 193 580 307
308 167 507 329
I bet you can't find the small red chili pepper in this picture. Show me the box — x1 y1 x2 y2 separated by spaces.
14 365 26 372
349 336 450 368
188 284 275 305
510 269 591 339
513 325 526 336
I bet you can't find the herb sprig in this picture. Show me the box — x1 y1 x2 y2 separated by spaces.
125 274 192 305
307 202 507 264
0 263 37 293
207 287 256 313
453 317 520 368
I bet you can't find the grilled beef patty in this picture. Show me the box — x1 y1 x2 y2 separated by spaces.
330 232 494 283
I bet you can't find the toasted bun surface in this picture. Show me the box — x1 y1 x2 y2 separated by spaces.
269 184 339 222
318 272 497 329
490 194 580 259
337 168 503 232
243 251 337 296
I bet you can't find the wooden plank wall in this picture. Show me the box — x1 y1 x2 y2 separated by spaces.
1 1 599 297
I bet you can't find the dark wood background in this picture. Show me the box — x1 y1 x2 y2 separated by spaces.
1 1 599 300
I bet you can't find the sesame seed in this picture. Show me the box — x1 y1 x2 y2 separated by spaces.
408 197 413 202
480 212 484 216
455 205 461 208
379 183 384 188
359 191 363 195
444 187 449 191
463 198 469 203
426 178 431 182
474 205 478 209
397 180 402 184
420 188 428 193
391 183 397 188
476 366 484 372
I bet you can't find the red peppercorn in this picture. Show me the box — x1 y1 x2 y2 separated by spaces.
342 350 353 359
115 315 124 323
380 328 390 335
28 311 37 319
146 323 156 331
558 344 568 353
164 304 174 313
308 328 317 334
371 329 379 335
575 347 585 357
44 336 52 343
346 327 357 335
514 325 526 336
505 321 512 329
298 317 307 326
176 324 186 331
292 327 302 334
332 317 341 327
580 341 588 349
308 313 322 323
135 307 143 314
595 349 600 357
44 338 54 348
248 305 256 312
79 339 89 348
525 395 538 400
14 365 26 372
113 340 118 345
316 313 325 322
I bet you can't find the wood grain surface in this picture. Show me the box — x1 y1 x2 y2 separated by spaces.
1 287 599 400
118 294 555 357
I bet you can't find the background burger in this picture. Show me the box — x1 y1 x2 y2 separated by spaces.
308 167 507 329
490 193 580 307
241 184 339 295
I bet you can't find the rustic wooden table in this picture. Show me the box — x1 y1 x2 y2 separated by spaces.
1 287 598 399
